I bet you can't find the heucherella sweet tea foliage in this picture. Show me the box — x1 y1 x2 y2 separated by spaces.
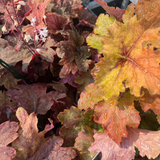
0 0 160 160
78 0 160 159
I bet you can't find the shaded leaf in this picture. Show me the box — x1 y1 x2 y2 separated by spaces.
7 84 66 115
140 89 160 115
49 0 82 18
37 37 56 63
74 127 94 152
0 69 20 90
139 110 160 131
74 126 94 160
74 70 94 93
57 29 91 78
0 46 32 72
30 136 76 160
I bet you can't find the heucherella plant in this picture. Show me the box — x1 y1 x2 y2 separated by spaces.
78 0 160 159
0 0 160 160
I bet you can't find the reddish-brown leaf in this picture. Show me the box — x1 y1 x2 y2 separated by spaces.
46 13 69 34
29 136 76 160
0 121 19 160
37 37 57 63
94 0 125 21
7 84 66 115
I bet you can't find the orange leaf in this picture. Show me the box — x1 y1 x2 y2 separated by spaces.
94 99 140 145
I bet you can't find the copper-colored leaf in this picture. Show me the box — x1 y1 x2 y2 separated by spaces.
23 0 50 37
0 121 19 160
46 12 69 34
0 46 33 72
89 132 135 160
12 107 54 160
94 99 140 145
94 0 125 21
128 127 160 159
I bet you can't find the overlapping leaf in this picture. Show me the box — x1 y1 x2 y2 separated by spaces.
30 137 76 160
94 0 125 21
89 132 135 160
58 106 100 147
89 127 160 160
46 12 69 35
0 121 19 160
128 127 160 159
12 107 54 160
0 69 20 90
74 127 94 160
22 0 50 37
48 0 82 17
57 29 91 78
93 91 140 145
86 1 160 102
7 83 66 115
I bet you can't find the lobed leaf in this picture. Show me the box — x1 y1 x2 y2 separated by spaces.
0 121 19 160
12 107 54 160
93 98 140 145
89 132 135 160
128 127 160 159
58 106 98 147
7 83 66 115
30 137 76 160
94 0 125 22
